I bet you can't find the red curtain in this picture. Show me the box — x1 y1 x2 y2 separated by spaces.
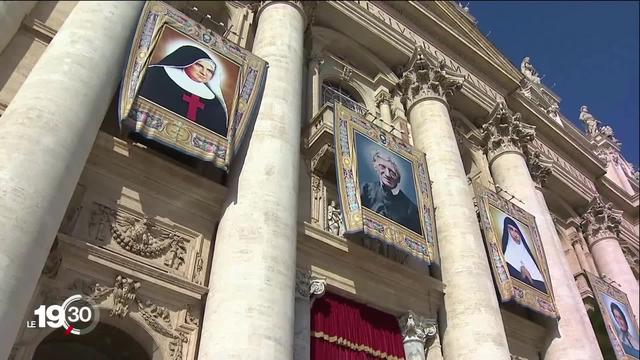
311 292 405 360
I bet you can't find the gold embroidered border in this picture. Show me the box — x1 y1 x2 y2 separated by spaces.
312 331 404 360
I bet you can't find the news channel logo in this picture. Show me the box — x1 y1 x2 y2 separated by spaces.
26 294 99 335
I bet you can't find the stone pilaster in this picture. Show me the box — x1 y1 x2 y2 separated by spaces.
481 102 603 360
198 2 305 359
581 196 639 324
0 1 36 54
0 3 143 357
375 89 393 132
294 270 326 360
396 46 510 360
398 311 437 360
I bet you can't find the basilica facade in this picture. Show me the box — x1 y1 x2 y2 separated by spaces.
0 2 638 360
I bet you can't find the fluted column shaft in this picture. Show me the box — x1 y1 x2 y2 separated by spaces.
587 233 639 324
483 104 602 360
0 2 143 357
396 47 510 360
198 2 305 359
0 1 36 54
409 98 510 360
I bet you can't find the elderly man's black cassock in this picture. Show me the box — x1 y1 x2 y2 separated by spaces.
138 45 228 137
360 182 422 235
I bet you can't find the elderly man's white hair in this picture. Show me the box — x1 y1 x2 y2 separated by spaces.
371 150 401 180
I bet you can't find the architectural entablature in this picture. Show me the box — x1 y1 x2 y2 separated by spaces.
319 1 507 114
507 92 607 180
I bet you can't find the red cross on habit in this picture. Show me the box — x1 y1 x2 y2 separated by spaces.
182 93 204 121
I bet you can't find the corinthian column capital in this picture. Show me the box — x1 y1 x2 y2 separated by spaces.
580 196 622 245
395 46 464 114
481 101 535 162
398 311 437 345
524 149 553 187
295 270 326 300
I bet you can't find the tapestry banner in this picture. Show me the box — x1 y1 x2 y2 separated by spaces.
333 103 436 263
118 1 267 170
585 272 640 359
477 188 557 318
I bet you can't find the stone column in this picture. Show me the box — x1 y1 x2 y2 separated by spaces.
581 196 640 324
307 48 323 117
481 102 603 360
569 231 591 273
198 2 306 359
396 46 510 360
0 1 36 54
0 2 143 357
293 271 326 360
398 311 437 360
375 89 393 132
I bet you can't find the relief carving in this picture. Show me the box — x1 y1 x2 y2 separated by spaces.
88 203 116 243
192 250 204 285
87 203 189 271
113 215 187 270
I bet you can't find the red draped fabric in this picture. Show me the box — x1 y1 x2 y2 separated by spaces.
311 292 406 360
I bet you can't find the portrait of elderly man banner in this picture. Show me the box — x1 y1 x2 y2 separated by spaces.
118 1 268 170
586 271 640 359
477 189 557 318
332 103 437 264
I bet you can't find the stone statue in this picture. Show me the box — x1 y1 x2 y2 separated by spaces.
327 200 345 236
520 57 541 84
579 105 600 137
546 103 560 121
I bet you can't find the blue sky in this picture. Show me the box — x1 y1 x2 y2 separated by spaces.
468 1 639 165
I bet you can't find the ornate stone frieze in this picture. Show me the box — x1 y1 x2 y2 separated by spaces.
580 196 622 244
524 149 553 187
136 299 188 360
398 311 437 344
395 46 464 112
88 203 189 271
69 274 140 317
481 101 535 161
113 216 186 269
532 140 597 194
295 270 326 300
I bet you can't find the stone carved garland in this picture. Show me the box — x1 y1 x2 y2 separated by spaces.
70 274 189 360
396 46 464 111
88 203 187 270
481 102 535 161
580 196 622 243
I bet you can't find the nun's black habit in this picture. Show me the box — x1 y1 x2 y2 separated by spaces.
138 45 228 137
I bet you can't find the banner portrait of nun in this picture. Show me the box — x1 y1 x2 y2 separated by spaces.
501 216 547 294
137 26 240 138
